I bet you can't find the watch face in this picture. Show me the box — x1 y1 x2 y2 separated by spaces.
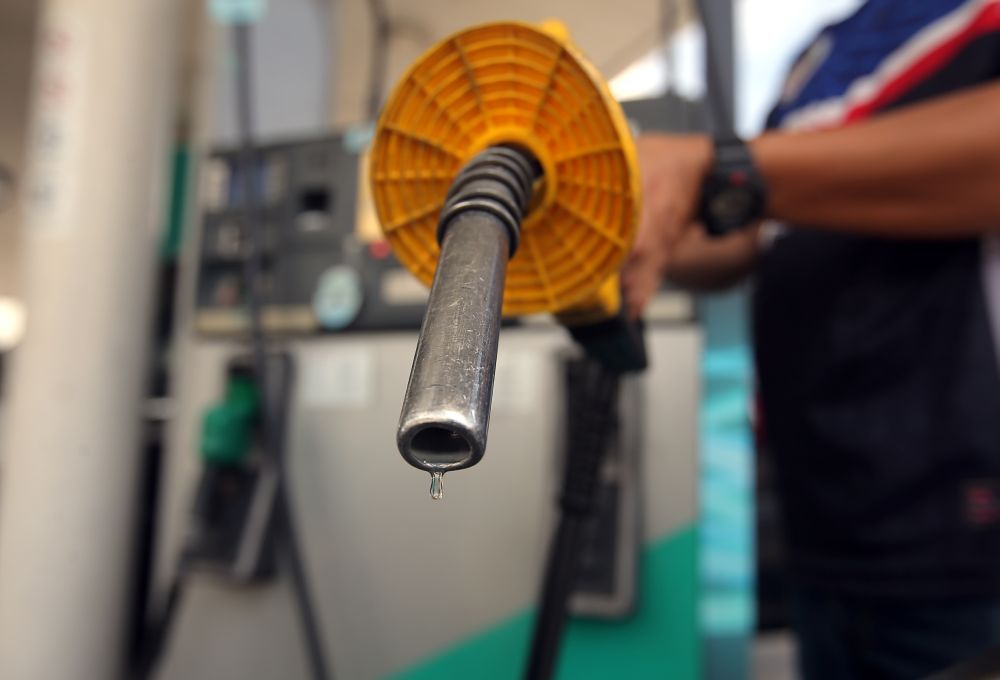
700 140 767 236
710 186 754 224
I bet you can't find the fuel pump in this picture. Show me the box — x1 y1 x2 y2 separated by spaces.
370 21 648 679
369 20 647 498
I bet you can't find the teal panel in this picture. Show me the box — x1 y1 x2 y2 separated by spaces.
699 345 754 637
698 291 755 680
390 527 699 680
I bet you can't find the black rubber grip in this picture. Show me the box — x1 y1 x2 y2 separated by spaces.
437 145 540 258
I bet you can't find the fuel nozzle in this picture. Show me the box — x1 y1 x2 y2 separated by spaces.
370 21 643 498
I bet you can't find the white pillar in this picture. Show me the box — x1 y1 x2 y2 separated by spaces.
0 0 178 678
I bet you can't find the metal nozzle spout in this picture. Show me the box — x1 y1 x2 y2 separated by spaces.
396 146 538 474
396 212 509 472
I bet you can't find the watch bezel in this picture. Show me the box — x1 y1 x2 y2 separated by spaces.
698 138 766 236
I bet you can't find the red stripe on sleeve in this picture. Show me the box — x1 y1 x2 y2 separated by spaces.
844 2 1000 124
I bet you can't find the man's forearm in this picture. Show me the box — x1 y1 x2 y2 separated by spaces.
753 80 1000 237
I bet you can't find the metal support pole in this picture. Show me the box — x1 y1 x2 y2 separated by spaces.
0 1 178 678
696 0 737 136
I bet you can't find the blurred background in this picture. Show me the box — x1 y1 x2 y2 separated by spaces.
0 1 862 679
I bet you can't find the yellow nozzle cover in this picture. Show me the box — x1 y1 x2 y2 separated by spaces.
369 21 640 317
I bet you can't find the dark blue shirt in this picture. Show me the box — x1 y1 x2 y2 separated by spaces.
754 0 1000 598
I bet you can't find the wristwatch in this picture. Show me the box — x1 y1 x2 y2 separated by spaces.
697 137 768 237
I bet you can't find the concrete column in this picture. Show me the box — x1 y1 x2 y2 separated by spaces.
0 0 179 678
